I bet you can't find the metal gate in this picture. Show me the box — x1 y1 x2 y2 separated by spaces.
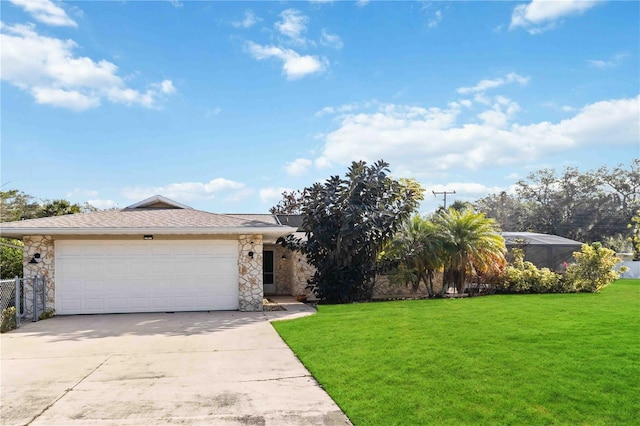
31 275 47 322
0 275 47 328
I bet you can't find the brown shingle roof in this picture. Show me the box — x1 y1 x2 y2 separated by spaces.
0 195 295 239
226 214 280 225
0 208 294 239
1 209 282 229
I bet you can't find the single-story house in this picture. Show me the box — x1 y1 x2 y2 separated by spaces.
0 195 316 316
502 232 583 271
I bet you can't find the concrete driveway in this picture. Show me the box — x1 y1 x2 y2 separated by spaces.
1 302 351 425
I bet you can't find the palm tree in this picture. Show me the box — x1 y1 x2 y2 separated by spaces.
381 215 444 297
434 208 506 295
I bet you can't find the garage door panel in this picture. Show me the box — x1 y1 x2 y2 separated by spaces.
128 262 152 276
60 299 81 312
151 297 172 309
105 298 128 310
56 240 240 314
216 294 238 310
150 259 174 275
83 280 105 293
213 262 238 275
104 265 129 279
83 261 105 276
129 297 150 309
85 298 106 311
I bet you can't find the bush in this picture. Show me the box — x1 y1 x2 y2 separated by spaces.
496 249 568 294
1 307 17 333
39 308 55 320
564 243 628 292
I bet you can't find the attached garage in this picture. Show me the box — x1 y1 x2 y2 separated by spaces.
55 240 239 314
0 195 297 315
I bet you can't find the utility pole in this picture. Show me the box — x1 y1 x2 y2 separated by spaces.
433 190 456 210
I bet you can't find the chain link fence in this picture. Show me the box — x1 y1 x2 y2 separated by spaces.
0 278 21 311
1 277 24 330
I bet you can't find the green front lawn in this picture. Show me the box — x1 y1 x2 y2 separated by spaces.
273 280 640 425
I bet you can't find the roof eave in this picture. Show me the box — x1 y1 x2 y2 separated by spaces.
0 226 298 239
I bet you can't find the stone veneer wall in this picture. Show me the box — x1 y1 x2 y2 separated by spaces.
291 251 315 298
238 234 263 311
22 235 55 317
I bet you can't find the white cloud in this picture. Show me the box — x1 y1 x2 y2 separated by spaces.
275 9 309 45
0 23 175 111
232 10 261 29
356 0 370 7
205 107 222 117
457 73 529 95
588 53 629 69
552 96 640 146
315 101 375 117
246 42 326 80
314 95 640 178
66 188 99 198
316 106 335 117
427 10 442 29
510 0 600 34
259 187 293 204
31 87 99 111
87 199 118 210
422 182 508 212
9 0 77 27
430 182 504 197
320 29 343 49
159 80 176 94
123 178 247 202
285 158 313 176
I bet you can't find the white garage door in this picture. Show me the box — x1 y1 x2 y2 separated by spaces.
55 240 239 314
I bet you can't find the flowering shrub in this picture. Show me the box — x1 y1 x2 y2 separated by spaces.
564 243 628 292
495 249 567 293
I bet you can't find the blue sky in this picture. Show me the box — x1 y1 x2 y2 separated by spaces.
2 0 639 214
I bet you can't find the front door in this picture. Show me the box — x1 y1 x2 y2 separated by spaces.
263 250 276 294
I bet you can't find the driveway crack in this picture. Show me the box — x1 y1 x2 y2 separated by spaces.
239 374 312 383
26 355 113 425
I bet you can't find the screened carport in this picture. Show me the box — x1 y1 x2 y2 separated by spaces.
502 232 583 272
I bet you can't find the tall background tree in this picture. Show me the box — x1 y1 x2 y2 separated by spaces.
0 190 95 278
269 189 307 214
280 160 424 303
474 160 639 246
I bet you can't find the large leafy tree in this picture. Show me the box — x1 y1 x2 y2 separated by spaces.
434 208 506 295
280 160 424 303
0 241 23 279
